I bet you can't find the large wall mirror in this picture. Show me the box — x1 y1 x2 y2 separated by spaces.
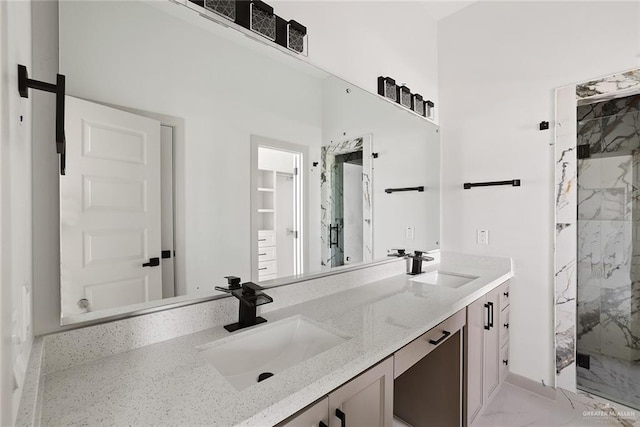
58 0 441 325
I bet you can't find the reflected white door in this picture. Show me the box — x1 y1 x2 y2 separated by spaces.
61 96 162 317
276 173 295 277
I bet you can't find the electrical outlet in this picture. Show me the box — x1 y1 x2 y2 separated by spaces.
406 226 415 240
477 229 489 245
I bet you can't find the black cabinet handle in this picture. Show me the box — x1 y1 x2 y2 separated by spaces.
503 359 509 366
258 267 268 271
504 323 510 329
488 301 494 328
142 257 160 267
428 330 451 345
319 422 328 427
504 291 509 297
259 253 267 256
335 408 346 427
484 303 490 330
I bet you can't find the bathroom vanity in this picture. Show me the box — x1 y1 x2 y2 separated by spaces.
17 253 513 426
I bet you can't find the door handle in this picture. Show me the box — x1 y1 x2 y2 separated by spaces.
335 408 346 427
428 330 451 345
142 257 160 267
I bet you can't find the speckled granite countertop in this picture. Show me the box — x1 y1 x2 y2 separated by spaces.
39 254 513 426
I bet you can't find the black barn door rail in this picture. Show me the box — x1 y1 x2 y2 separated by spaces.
18 64 67 175
463 179 521 190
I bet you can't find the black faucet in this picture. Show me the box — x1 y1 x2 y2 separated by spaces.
215 276 273 332
407 250 435 275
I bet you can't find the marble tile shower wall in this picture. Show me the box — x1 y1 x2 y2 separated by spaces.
576 95 640 364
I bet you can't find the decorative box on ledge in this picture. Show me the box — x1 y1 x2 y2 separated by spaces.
377 75 435 119
236 0 277 41
276 17 307 54
204 0 236 21
378 76 398 103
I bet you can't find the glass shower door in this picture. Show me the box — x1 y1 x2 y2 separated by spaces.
576 94 640 410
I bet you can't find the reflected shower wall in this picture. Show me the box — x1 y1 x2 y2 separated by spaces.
576 94 640 409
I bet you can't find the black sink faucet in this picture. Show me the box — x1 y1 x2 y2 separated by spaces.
407 251 435 275
215 276 273 332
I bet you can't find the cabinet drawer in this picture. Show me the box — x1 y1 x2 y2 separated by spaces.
258 246 277 261
258 230 276 247
258 260 277 276
500 306 510 348
499 282 510 309
394 309 465 378
500 344 509 381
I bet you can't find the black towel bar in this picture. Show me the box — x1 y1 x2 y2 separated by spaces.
463 179 520 189
384 186 424 194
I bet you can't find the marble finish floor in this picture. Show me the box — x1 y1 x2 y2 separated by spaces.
577 352 640 410
473 383 639 426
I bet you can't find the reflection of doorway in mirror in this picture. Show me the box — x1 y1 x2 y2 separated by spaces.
61 97 178 320
255 145 303 281
321 135 373 269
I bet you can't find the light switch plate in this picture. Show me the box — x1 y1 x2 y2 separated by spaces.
477 229 489 245
406 226 415 240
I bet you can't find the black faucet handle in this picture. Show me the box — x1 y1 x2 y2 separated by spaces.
224 276 242 289
241 281 264 294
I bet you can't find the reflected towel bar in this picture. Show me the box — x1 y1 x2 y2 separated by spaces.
463 179 521 189
385 186 425 194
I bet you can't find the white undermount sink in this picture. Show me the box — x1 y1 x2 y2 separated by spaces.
410 270 478 289
197 315 351 391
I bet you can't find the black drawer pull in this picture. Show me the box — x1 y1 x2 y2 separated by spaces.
503 359 509 366
335 408 346 427
428 330 451 345
488 301 494 328
258 238 267 242
504 291 509 297
259 253 267 256
504 323 509 329
484 303 491 330
258 267 268 271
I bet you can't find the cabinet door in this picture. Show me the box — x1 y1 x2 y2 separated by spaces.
328 357 393 427
465 297 486 425
279 397 329 427
484 288 501 401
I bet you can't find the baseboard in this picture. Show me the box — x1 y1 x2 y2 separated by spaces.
505 372 557 401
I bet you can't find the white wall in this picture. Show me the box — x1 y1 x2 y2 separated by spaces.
438 1 640 385
0 0 34 423
274 1 440 121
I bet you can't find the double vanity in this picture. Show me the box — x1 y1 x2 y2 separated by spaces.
18 253 513 426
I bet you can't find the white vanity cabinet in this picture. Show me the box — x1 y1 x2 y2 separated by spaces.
465 281 510 426
279 358 393 427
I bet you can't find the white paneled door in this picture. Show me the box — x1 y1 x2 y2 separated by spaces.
61 96 162 317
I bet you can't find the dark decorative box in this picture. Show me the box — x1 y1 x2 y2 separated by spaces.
377 76 398 103
426 100 435 118
276 17 307 54
204 0 236 21
288 20 306 54
236 1 276 41
412 94 425 116
398 85 412 108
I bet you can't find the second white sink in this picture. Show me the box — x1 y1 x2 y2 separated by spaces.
197 315 350 391
411 270 478 288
